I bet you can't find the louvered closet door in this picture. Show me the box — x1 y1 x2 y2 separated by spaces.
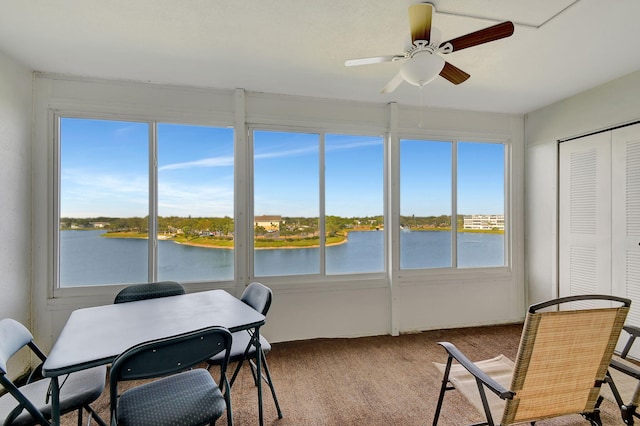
559 131 612 303
612 124 640 333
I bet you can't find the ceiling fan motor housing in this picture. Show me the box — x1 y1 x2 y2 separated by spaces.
400 50 445 87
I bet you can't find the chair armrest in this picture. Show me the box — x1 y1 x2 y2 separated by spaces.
620 325 640 358
610 357 640 380
624 325 640 338
438 342 515 400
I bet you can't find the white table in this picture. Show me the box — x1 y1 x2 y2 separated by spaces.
42 290 267 425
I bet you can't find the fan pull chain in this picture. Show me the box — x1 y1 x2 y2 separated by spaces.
419 84 426 129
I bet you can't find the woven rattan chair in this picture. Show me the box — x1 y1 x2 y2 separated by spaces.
433 294 631 426
113 281 185 304
109 326 233 426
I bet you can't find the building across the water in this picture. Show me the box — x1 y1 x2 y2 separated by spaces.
463 215 504 230
254 215 282 232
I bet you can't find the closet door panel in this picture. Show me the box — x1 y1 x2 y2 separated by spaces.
559 132 612 304
612 124 640 329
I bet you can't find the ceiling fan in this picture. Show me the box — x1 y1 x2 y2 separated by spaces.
345 2 514 94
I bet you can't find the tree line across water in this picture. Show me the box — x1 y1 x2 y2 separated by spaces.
61 214 455 234
61 214 500 249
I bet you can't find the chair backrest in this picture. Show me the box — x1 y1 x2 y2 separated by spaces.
110 326 231 382
0 319 51 425
240 282 272 316
502 294 630 425
113 281 185 304
110 326 232 408
0 319 34 375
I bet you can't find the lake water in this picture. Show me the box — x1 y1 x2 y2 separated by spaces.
60 230 504 286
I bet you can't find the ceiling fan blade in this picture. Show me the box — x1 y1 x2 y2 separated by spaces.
345 55 402 67
439 62 470 85
409 2 433 43
440 21 514 52
380 72 404 94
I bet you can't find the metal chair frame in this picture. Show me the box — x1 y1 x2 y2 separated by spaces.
433 294 631 426
109 326 233 426
207 282 283 419
0 318 107 426
601 324 640 424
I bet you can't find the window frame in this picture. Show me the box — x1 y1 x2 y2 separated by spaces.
49 109 512 299
52 111 237 298
246 125 389 283
394 132 511 279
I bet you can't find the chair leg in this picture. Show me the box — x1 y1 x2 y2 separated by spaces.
229 337 255 386
248 358 260 386
603 372 639 425
433 357 453 426
224 381 234 426
475 379 496 426
621 404 638 425
582 409 603 426
260 350 283 418
84 405 108 426
229 358 246 386
245 352 283 418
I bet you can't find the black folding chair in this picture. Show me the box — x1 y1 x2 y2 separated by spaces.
109 326 233 426
0 318 107 426
113 281 185 304
206 282 283 419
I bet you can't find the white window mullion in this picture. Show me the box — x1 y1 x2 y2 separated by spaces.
53 113 62 293
235 89 250 288
319 132 326 274
148 122 158 282
388 103 400 336
504 142 511 267
452 141 458 268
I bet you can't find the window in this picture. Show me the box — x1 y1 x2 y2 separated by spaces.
457 142 505 267
252 130 384 277
325 134 384 274
400 140 452 269
58 116 504 288
58 117 234 287
400 139 505 270
157 124 235 281
253 130 320 276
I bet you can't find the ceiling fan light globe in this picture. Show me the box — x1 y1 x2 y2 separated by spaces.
400 52 445 87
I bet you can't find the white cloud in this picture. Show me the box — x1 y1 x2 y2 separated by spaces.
159 156 233 171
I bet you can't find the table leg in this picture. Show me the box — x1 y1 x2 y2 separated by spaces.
50 376 61 426
254 327 264 426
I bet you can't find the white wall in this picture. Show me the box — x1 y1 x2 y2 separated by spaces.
0 50 33 375
32 74 526 350
525 70 640 304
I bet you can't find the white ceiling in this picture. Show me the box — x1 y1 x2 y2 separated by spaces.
1 0 639 114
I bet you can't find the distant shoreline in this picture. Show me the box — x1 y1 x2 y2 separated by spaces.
63 227 503 249
99 231 350 249
172 239 348 250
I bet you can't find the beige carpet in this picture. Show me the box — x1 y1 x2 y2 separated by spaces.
61 323 625 425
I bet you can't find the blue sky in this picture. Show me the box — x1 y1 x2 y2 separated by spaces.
60 118 504 218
